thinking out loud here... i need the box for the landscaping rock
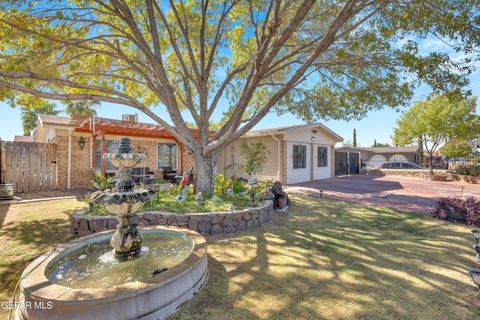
[70,200,274,236]
[197,221,212,234]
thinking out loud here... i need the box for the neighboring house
[216,123,343,184]
[335,146,421,169]
[14,135,34,142]
[9,115,342,191]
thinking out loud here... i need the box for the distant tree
[440,139,472,159]
[342,141,353,147]
[372,141,390,147]
[395,96,480,174]
[63,101,99,121]
[239,141,270,178]
[353,129,357,147]
[20,102,59,136]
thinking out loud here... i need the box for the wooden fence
[1,141,57,193]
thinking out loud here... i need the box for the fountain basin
[16,226,208,320]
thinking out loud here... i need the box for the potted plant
[0,140,14,200]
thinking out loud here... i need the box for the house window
[158,143,177,169]
[96,139,119,172]
[318,146,328,167]
[293,145,306,169]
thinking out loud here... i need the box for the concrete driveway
[286,175,480,214]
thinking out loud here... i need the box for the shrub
[214,174,230,195]
[90,168,113,191]
[431,196,480,226]
[455,165,480,177]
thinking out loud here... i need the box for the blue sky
[1,37,478,146]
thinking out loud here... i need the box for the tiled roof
[245,122,343,141]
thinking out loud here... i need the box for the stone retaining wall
[70,200,275,236]
[368,168,480,184]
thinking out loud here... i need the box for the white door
[313,144,332,180]
[286,142,311,184]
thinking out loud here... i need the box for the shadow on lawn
[172,196,480,320]
[0,203,9,228]
[0,216,72,247]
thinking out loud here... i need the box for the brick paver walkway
[286,175,480,214]
[0,189,89,204]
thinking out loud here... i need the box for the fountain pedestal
[92,137,155,260]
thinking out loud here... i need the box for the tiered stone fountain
[16,137,208,320]
[91,137,155,260]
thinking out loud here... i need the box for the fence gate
[1,141,57,193]
[335,151,360,176]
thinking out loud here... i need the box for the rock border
[70,200,275,236]
[368,168,480,184]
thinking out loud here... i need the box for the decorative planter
[0,184,14,200]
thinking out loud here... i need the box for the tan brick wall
[55,133,193,190]
[56,133,92,190]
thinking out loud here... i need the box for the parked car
[381,161,422,169]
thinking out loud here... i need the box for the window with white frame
[157,143,177,169]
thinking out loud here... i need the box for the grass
[1,195,479,319]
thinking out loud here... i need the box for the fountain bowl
[16,226,208,320]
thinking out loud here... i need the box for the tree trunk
[429,153,434,175]
[193,153,217,195]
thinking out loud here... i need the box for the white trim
[67,129,72,189]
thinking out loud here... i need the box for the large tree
[0,1,479,193]
[395,96,480,173]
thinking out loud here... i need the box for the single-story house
[11,115,342,191]
[335,145,422,169]
[217,123,343,184]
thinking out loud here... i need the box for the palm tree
[63,101,99,122]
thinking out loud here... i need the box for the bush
[214,174,248,195]
[455,165,480,177]
[431,196,480,226]
[90,168,113,191]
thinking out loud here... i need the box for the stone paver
[286,175,480,214]
[0,188,89,204]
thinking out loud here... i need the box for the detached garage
[217,123,343,184]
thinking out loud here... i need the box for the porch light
[78,137,86,151]
[469,268,480,292]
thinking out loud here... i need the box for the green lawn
[1,195,479,319]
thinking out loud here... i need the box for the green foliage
[214,174,247,195]
[19,102,59,136]
[239,141,270,177]
[63,100,99,118]
[455,165,480,177]
[440,140,472,158]
[90,168,113,191]
[372,142,391,148]
[395,96,480,157]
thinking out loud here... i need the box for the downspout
[271,132,281,182]
[67,129,72,190]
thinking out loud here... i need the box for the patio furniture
[161,167,177,182]
[131,167,155,184]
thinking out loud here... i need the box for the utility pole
[353,129,357,147]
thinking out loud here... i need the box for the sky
[0,37,479,147]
